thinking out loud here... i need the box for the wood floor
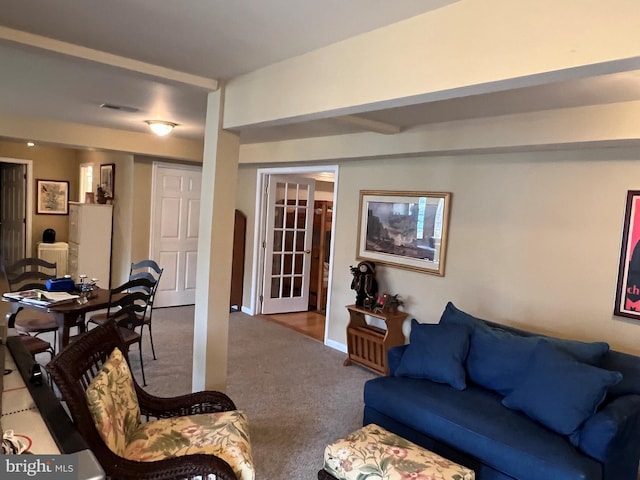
[262,310,325,342]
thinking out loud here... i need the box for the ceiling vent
[99,103,139,113]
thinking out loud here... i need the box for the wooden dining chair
[2,258,58,357]
[102,277,154,386]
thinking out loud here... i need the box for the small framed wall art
[357,190,451,276]
[36,179,69,215]
[614,190,640,319]
[100,163,115,199]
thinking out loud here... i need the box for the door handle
[305,249,311,254]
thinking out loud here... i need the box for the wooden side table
[344,304,408,375]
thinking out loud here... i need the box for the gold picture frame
[357,190,451,276]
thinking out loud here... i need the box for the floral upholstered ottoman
[319,423,474,480]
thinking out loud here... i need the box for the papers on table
[2,289,79,306]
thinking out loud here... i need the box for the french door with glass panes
[261,175,315,314]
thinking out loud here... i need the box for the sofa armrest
[576,394,640,478]
[387,345,407,376]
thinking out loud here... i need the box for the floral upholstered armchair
[46,321,254,480]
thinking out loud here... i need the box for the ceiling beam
[0,112,204,161]
[0,26,218,91]
[334,114,401,134]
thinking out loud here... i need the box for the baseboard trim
[325,338,347,353]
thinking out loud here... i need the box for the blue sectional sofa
[363,302,640,480]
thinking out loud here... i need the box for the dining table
[3,287,112,354]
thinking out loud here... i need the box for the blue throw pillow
[439,301,489,333]
[546,337,609,366]
[501,340,623,437]
[467,327,540,396]
[467,328,610,396]
[394,319,471,391]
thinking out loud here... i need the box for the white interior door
[0,163,26,266]
[261,175,315,314]
[151,163,202,307]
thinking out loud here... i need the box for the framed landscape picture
[357,190,451,276]
[36,179,69,215]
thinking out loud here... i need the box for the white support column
[192,87,240,392]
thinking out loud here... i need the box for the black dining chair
[2,258,57,358]
[86,259,163,360]
[102,277,154,386]
[128,259,163,360]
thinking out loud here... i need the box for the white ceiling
[0,0,639,145]
[0,0,454,80]
[0,0,452,142]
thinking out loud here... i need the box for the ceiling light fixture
[145,120,177,136]
[27,142,35,147]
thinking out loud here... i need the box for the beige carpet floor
[41,306,376,479]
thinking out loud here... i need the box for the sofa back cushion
[600,350,640,397]
[440,302,610,396]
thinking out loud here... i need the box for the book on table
[2,289,79,306]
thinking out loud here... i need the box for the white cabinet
[37,242,69,276]
[68,202,113,288]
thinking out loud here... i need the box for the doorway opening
[0,158,34,268]
[263,310,326,342]
[251,165,338,344]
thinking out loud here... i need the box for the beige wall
[237,145,640,356]
[75,152,201,288]
[131,158,153,266]
[0,140,79,254]
[76,150,135,287]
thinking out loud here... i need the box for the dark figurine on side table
[350,261,378,308]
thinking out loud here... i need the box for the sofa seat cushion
[125,410,254,480]
[364,377,601,480]
[322,423,474,480]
